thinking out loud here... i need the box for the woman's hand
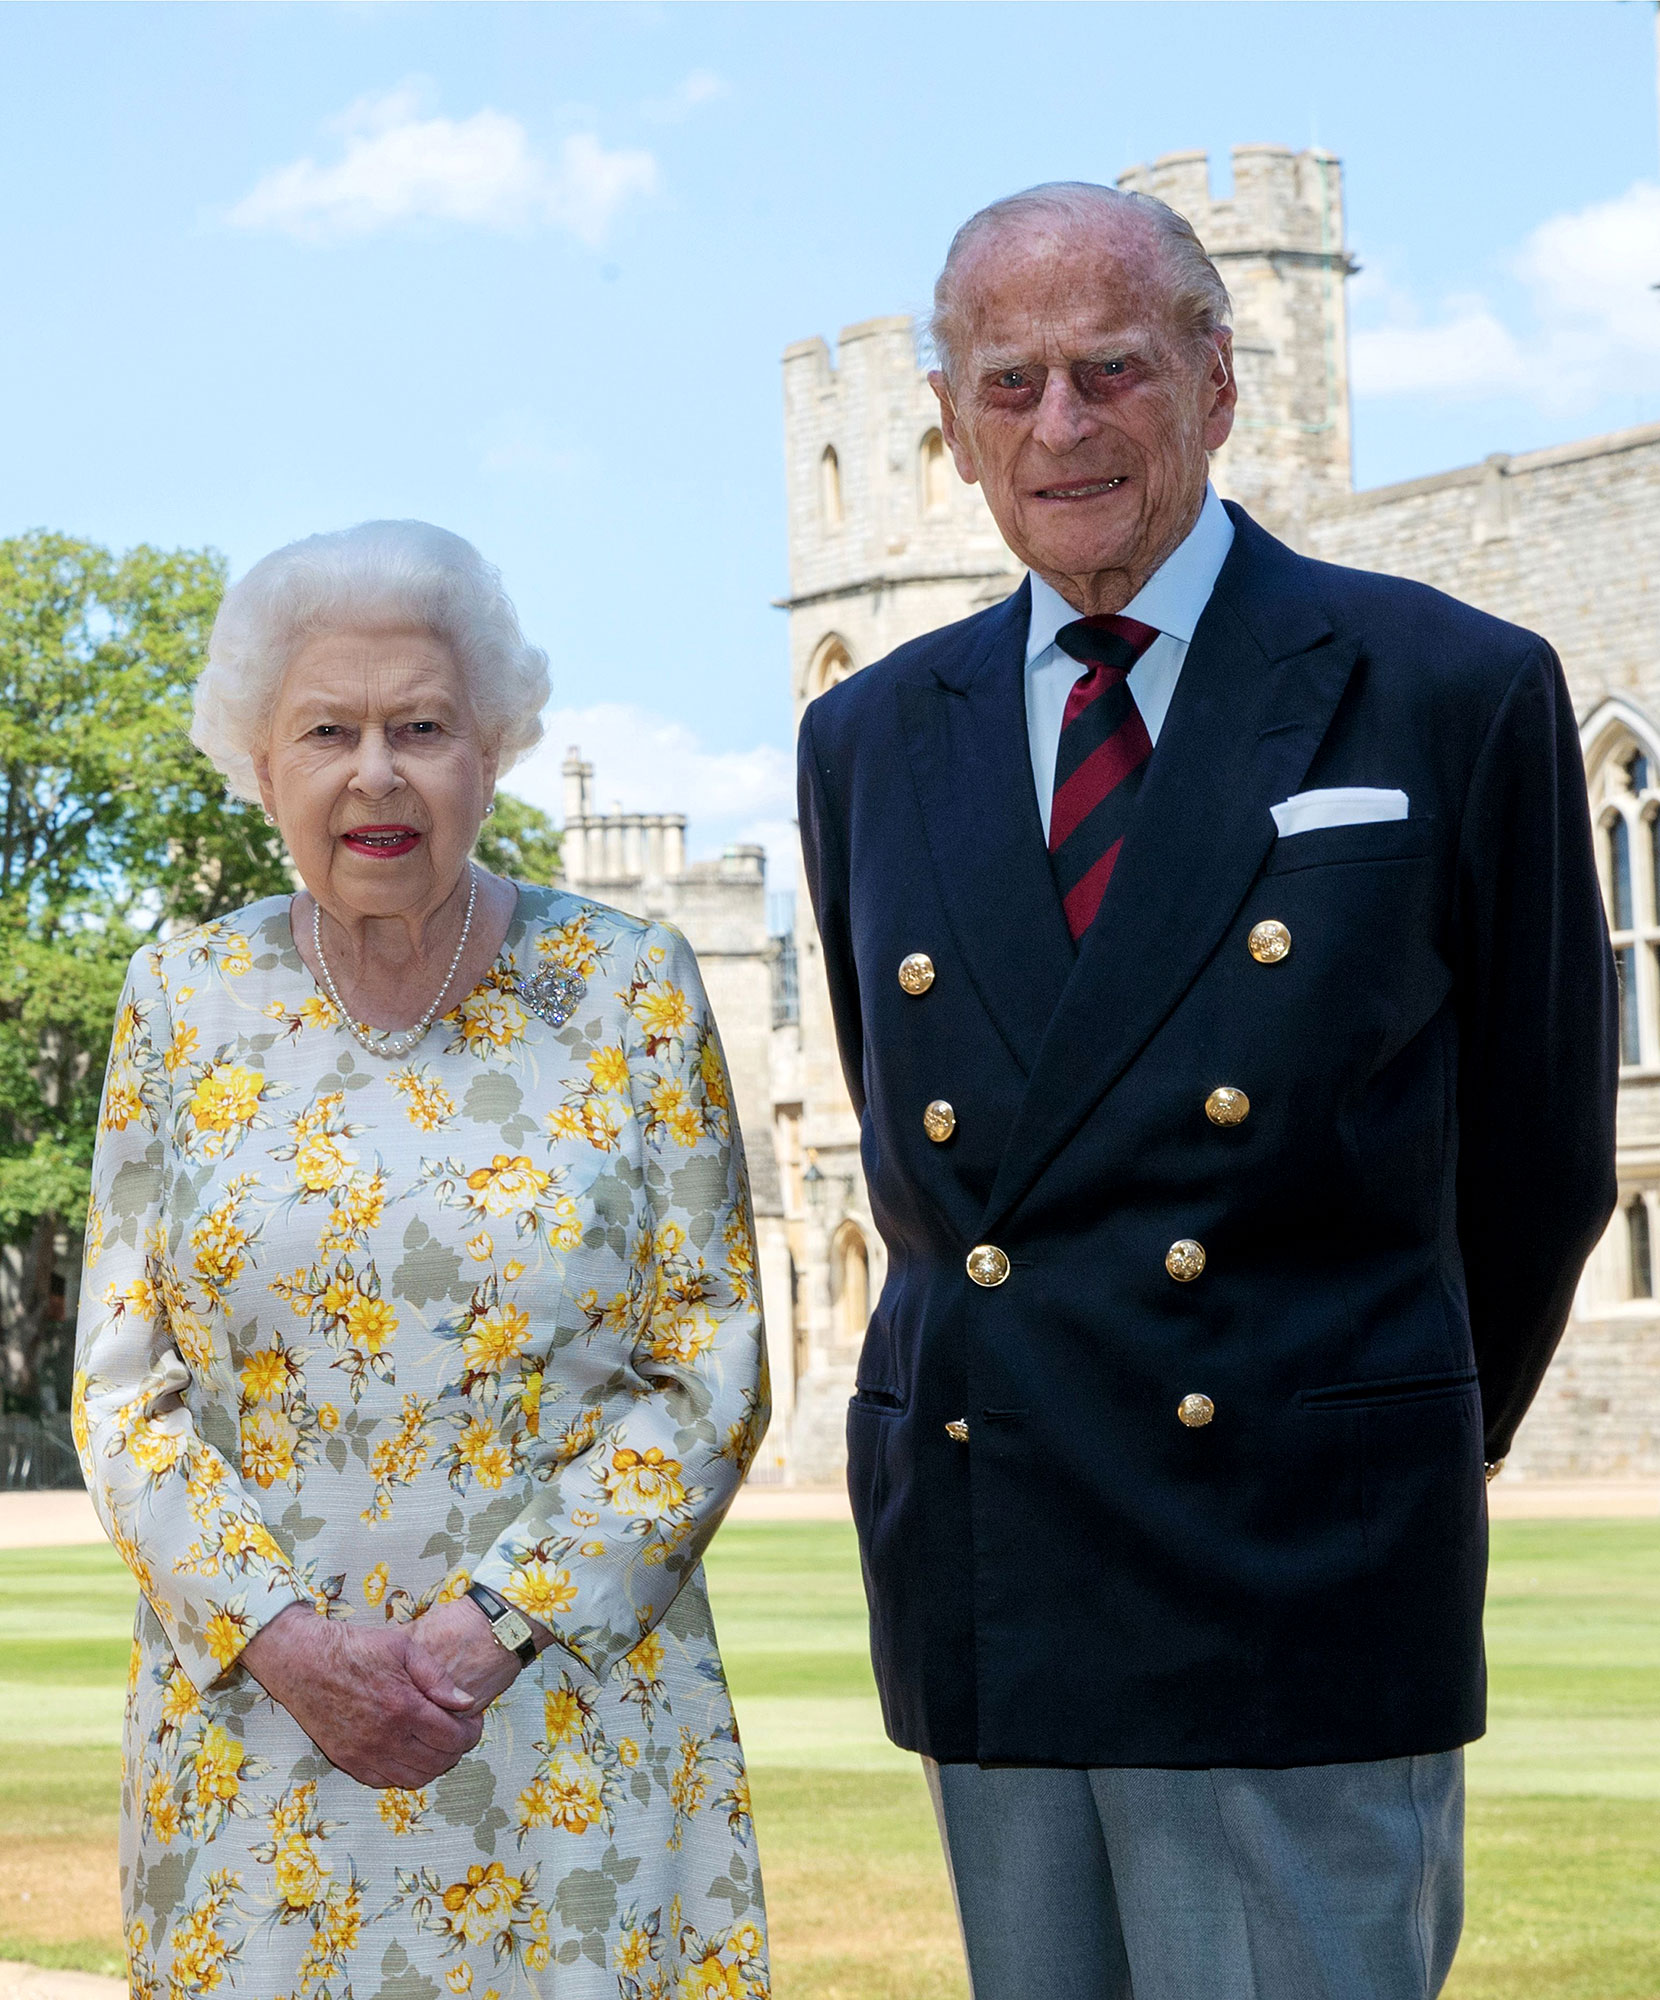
[241,1604,484,1789]
[412,1597,549,1717]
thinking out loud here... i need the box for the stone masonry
[558,749,796,1475]
[770,145,1660,1481]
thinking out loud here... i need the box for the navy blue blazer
[797,504,1618,1769]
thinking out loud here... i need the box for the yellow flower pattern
[75,888,769,1998]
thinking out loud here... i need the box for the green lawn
[1,1522,1656,1996]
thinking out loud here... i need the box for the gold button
[1178,1393,1215,1429]
[1248,920,1291,964]
[966,1244,1010,1287]
[898,953,936,995]
[923,1100,956,1143]
[1166,1239,1206,1282]
[945,1418,970,1443]
[1205,1087,1250,1127]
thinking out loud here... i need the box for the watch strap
[465,1581,537,1665]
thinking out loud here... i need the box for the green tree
[473,787,562,884]
[0,530,563,1413]
[0,531,290,1412]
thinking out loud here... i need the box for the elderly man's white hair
[192,519,550,804]
[930,181,1233,382]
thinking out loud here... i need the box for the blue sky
[2,1,1657,869]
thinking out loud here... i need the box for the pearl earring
[483,799,496,819]
[262,811,277,828]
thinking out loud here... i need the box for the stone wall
[1119,145,1353,543]
[558,749,796,1473]
[771,146,1660,1482]
[1303,424,1660,1477]
[1301,425,1660,719]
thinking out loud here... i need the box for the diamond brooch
[511,965,586,1029]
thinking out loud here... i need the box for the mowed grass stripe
[1,1519,1657,1997]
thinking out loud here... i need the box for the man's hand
[241,1603,484,1789]
[411,1597,547,1718]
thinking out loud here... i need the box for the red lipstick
[341,825,421,858]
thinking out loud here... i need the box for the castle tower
[1117,146,1355,542]
[776,147,1356,1479]
[780,146,1353,722]
[780,316,1023,711]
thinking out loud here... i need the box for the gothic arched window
[1586,709,1660,1070]
[1610,815,1634,931]
[1628,1198,1653,1299]
[807,634,854,702]
[820,445,843,530]
[920,429,951,515]
[832,1222,871,1346]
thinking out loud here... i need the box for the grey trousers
[924,1751,1464,2000]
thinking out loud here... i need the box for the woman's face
[255,626,499,927]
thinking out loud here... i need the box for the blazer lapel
[980,511,1360,1230]
[898,579,1076,1076]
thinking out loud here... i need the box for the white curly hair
[191,519,550,803]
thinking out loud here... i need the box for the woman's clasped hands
[241,1597,523,1791]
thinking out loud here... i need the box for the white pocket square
[1271,788,1409,837]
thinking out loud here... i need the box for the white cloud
[475,408,584,479]
[1352,300,1527,399]
[1351,180,1660,411]
[640,68,730,123]
[227,85,657,246]
[503,703,796,868]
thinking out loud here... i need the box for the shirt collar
[1024,483,1235,665]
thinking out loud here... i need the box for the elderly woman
[74,520,771,2000]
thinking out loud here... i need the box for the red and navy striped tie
[1049,614,1159,940]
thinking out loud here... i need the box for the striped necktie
[1049,614,1159,940]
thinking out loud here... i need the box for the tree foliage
[0,529,559,1411]
[473,788,563,886]
[0,532,294,927]
[0,530,301,1408]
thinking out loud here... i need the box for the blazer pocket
[1298,1368,1477,1412]
[850,1385,906,1415]
[1264,816,1437,876]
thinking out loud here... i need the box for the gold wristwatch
[465,1581,537,1665]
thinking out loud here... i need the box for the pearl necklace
[311,867,479,1059]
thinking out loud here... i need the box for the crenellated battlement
[1119,144,1348,263]
[1117,145,1354,540]
[780,315,1017,711]
[778,146,1355,734]
[771,142,1660,1485]
[775,145,1360,1476]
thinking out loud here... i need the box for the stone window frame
[830,1219,871,1347]
[919,428,952,516]
[806,632,855,703]
[1583,699,1660,1073]
[1627,1192,1656,1301]
[820,445,844,531]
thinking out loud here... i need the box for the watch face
[495,1609,534,1653]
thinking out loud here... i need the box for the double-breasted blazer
[797,504,1618,1770]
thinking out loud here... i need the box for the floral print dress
[73,885,771,2000]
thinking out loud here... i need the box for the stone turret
[557,749,793,1475]
[1118,145,1355,542]
[775,148,1357,1478]
[559,745,688,893]
[780,317,1022,717]
[779,152,1355,719]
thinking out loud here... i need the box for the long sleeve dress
[72,884,771,2000]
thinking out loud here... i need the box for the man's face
[931,219,1236,611]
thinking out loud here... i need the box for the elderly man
[797,183,1617,1999]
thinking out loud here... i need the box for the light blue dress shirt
[1024,484,1235,841]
